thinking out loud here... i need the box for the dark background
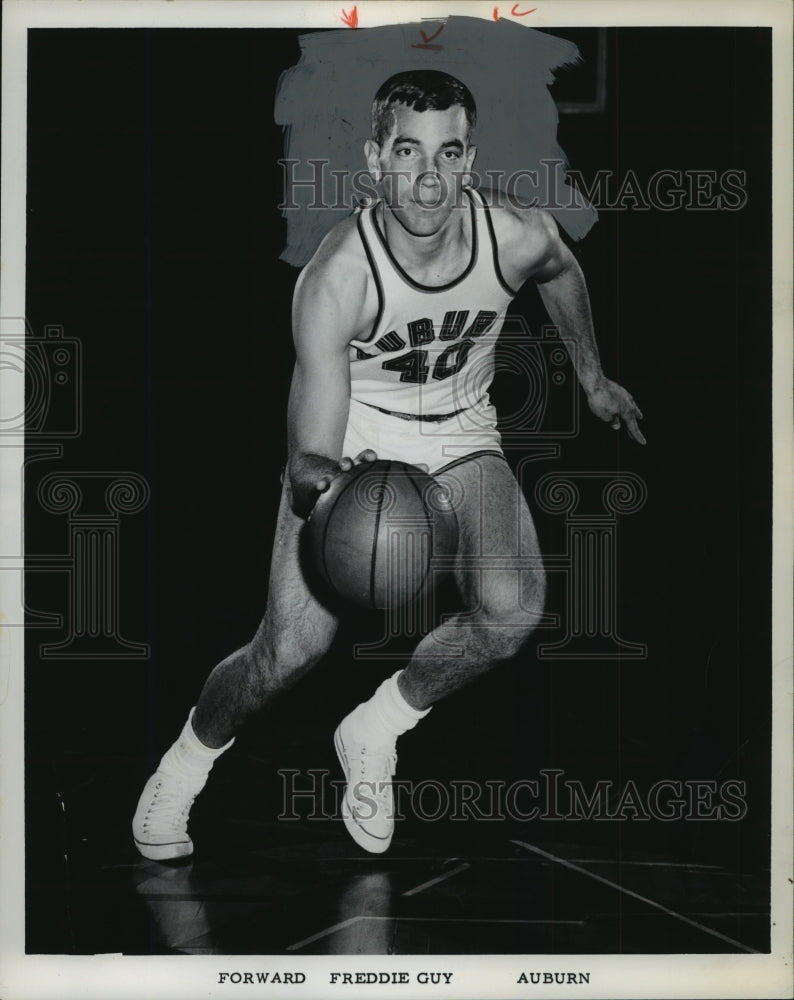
[24,27,772,952]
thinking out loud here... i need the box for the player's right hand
[315,449,378,494]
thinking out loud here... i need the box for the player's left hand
[587,377,646,445]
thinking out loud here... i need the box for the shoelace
[143,775,200,833]
[349,748,397,802]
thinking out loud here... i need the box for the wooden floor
[26,746,769,956]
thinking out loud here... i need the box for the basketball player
[133,71,644,858]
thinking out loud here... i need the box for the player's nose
[417,161,440,183]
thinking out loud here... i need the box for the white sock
[348,670,431,746]
[157,707,235,780]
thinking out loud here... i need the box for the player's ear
[364,138,381,180]
[462,144,477,189]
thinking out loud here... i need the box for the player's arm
[287,252,374,519]
[522,209,646,445]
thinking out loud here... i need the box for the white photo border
[1,1,791,998]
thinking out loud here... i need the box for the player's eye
[395,147,415,158]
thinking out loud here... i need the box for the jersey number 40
[381,340,475,384]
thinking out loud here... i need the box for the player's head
[365,70,478,236]
[370,70,477,146]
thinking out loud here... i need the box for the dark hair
[371,70,477,146]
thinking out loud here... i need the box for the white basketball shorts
[342,396,504,475]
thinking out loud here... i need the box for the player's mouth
[402,195,452,213]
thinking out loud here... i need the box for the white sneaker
[132,769,207,861]
[334,715,397,853]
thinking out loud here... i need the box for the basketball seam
[406,468,433,599]
[434,448,507,477]
[369,462,389,610]
[320,477,351,594]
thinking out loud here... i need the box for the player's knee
[479,568,545,656]
[481,565,546,621]
[247,633,322,694]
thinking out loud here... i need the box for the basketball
[306,460,459,610]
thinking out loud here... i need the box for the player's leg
[335,453,544,852]
[399,452,545,707]
[133,475,340,860]
[191,475,340,747]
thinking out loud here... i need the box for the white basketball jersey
[350,189,516,416]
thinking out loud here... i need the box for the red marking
[493,7,499,20]
[340,6,358,28]
[419,25,444,43]
[511,4,537,13]
[412,23,444,50]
